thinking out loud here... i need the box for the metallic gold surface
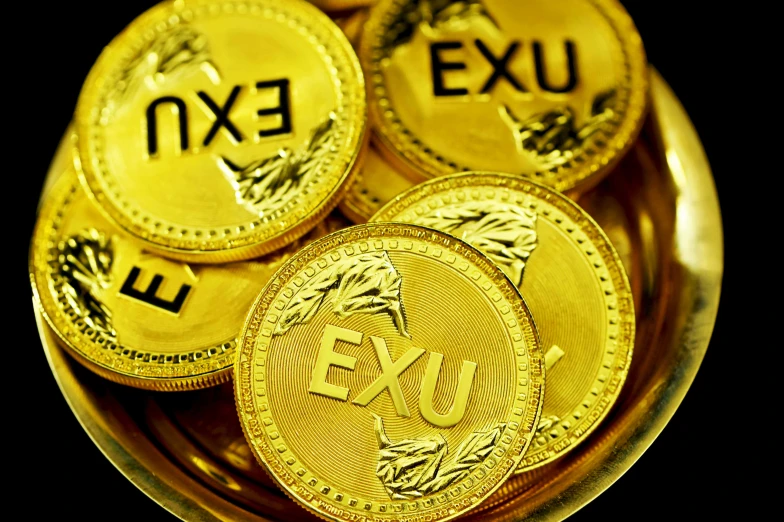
[31,146,350,390]
[35,70,722,520]
[336,6,415,223]
[473,69,722,521]
[310,0,375,12]
[373,172,634,471]
[334,3,368,45]
[339,144,414,222]
[361,0,648,193]
[154,383,273,486]
[235,224,544,521]
[75,0,367,263]
[337,6,369,43]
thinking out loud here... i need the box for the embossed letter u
[418,352,477,428]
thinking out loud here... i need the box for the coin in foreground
[75,0,366,262]
[373,173,634,470]
[235,223,544,520]
[362,0,647,192]
[31,167,349,390]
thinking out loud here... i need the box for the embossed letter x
[352,337,425,417]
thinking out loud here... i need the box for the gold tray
[34,69,722,521]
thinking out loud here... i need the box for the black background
[17,1,742,520]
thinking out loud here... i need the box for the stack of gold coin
[30,0,650,519]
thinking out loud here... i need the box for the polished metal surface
[35,69,722,521]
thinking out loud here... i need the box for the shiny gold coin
[339,144,414,222]
[373,172,634,471]
[75,0,366,263]
[31,163,349,390]
[235,223,544,521]
[361,0,648,193]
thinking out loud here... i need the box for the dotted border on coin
[362,0,648,193]
[373,173,635,471]
[235,223,545,522]
[30,174,236,391]
[75,0,365,258]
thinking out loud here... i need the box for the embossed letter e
[309,325,360,401]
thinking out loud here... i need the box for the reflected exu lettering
[431,39,578,96]
[146,78,292,157]
[309,325,477,428]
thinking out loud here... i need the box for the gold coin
[372,172,634,471]
[75,0,366,263]
[31,164,349,390]
[361,0,648,193]
[235,223,544,521]
[339,143,414,222]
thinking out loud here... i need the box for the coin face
[75,0,366,262]
[339,144,413,222]
[362,0,647,192]
[30,166,349,390]
[236,223,543,521]
[373,173,634,470]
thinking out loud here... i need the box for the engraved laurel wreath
[219,113,337,217]
[273,251,410,339]
[374,414,505,499]
[55,229,116,338]
[414,201,539,286]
